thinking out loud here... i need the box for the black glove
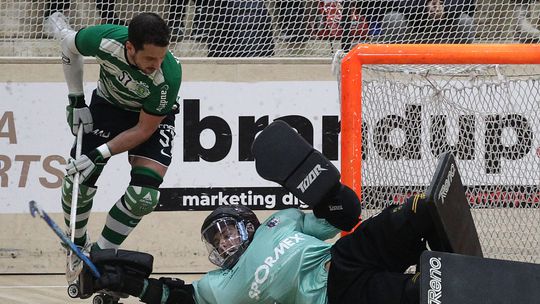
[93,264,145,297]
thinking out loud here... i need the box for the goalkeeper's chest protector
[193,209,335,304]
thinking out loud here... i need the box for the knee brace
[123,167,163,217]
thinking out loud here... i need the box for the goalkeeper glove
[66,144,111,183]
[66,94,93,135]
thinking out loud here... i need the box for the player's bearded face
[126,42,167,75]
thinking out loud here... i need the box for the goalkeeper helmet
[201,205,260,269]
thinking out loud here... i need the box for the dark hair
[128,13,170,51]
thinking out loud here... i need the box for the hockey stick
[29,200,101,278]
[68,126,84,271]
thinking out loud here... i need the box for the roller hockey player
[83,121,481,304]
[43,9,182,288]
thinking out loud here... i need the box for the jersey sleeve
[277,209,340,241]
[74,24,124,56]
[301,212,340,240]
[192,274,219,304]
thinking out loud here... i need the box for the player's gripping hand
[66,94,93,135]
[66,144,111,182]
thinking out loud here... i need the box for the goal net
[340,44,540,263]
[1,0,539,57]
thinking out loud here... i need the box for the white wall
[0,58,338,273]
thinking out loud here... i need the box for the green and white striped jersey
[75,24,182,115]
[192,209,340,304]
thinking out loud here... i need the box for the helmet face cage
[201,217,250,268]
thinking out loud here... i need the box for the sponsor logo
[297,164,327,193]
[266,217,280,228]
[157,85,169,112]
[329,204,343,211]
[92,129,110,139]
[249,233,305,300]
[181,100,535,175]
[438,164,455,204]
[361,104,534,174]
[428,257,442,304]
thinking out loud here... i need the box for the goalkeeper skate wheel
[67,283,80,298]
[93,293,121,304]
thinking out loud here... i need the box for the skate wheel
[67,283,80,298]
[93,294,105,304]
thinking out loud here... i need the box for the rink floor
[0,274,202,304]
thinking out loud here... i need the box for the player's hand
[66,94,93,135]
[66,146,109,182]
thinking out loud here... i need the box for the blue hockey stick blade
[28,200,101,278]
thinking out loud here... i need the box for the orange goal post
[340,44,540,262]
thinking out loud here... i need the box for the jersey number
[118,71,133,86]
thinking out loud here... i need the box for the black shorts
[327,206,426,304]
[70,90,176,168]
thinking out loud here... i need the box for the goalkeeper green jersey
[74,24,181,115]
[192,208,340,304]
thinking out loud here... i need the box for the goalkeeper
[86,122,474,304]
[44,11,182,284]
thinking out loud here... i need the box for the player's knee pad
[61,175,97,208]
[313,183,361,231]
[123,185,160,217]
[123,168,163,217]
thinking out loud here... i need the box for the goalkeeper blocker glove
[66,144,111,183]
[66,94,93,135]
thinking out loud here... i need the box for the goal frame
[340,44,540,200]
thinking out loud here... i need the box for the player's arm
[106,110,165,155]
[48,15,94,135]
[301,212,341,240]
[66,110,165,182]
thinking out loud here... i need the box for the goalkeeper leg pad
[253,121,360,231]
[426,152,483,257]
[420,251,540,303]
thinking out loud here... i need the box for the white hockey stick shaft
[68,126,83,271]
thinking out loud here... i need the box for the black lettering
[238,116,269,161]
[183,99,232,162]
[485,114,532,174]
[430,115,475,160]
[322,116,340,160]
[373,104,421,160]
[276,116,314,145]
